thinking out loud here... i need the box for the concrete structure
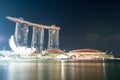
[7,16,60,54]
[48,28,59,49]
[31,27,44,52]
[14,18,29,47]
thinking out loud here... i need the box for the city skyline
[0,0,120,56]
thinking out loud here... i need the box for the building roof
[70,49,103,53]
[47,49,64,53]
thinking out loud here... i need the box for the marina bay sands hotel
[7,16,60,52]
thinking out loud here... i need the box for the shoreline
[0,57,119,62]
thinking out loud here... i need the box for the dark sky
[0,0,120,56]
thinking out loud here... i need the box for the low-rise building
[68,49,106,60]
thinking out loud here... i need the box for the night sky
[0,0,120,56]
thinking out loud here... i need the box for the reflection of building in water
[68,62,105,80]
[5,61,107,80]
[7,16,60,53]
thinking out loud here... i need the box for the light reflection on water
[0,60,120,80]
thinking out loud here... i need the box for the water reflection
[64,62,104,80]
[103,62,106,80]
[0,60,120,80]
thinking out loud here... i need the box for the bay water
[0,59,120,80]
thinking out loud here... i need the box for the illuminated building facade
[7,16,60,53]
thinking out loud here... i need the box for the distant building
[46,49,64,54]
[7,16,60,54]
[68,49,106,60]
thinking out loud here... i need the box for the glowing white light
[9,35,36,54]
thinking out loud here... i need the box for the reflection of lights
[81,63,84,79]
[7,62,36,80]
[61,61,65,80]
[2,63,8,80]
[70,62,74,80]
[8,62,15,80]
[103,62,106,80]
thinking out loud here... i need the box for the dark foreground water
[0,59,120,80]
